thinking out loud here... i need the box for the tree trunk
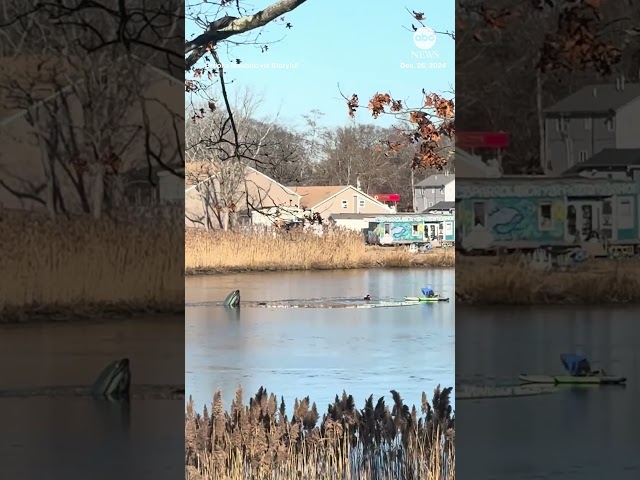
[536,68,548,174]
[222,208,229,231]
[90,163,104,219]
[411,169,416,212]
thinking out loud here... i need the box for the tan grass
[185,386,455,480]
[456,254,640,304]
[185,228,455,273]
[0,208,184,321]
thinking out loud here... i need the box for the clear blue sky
[186,1,455,130]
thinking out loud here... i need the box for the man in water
[576,357,592,376]
[363,294,371,301]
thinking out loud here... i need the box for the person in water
[576,358,592,376]
[363,294,371,300]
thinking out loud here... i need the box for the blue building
[366,214,455,246]
[456,176,640,251]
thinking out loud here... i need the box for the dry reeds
[185,228,455,273]
[0,208,184,321]
[185,386,455,480]
[456,254,640,304]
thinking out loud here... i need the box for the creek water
[456,306,640,479]
[0,316,184,479]
[185,268,455,414]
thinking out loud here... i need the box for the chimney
[356,176,361,190]
[593,87,597,97]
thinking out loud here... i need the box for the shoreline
[0,304,183,325]
[456,255,640,305]
[186,261,455,275]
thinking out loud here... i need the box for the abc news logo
[413,27,437,50]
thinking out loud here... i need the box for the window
[428,202,434,207]
[607,118,615,132]
[585,118,592,130]
[358,198,365,208]
[578,151,588,163]
[538,202,553,231]
[444,222,453,236]
[567,205,577,237]
[618,198,633,229]
[580,205,593,238]
[384,223,391,234]
[472,201,486,228]
[341,199,348,209]
[602,199,613,239]
[432,188,435,194]
[412,224,419,235]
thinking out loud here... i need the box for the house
[288,185,392,219]
[158,169,185,204]
[544,79,640,176]
[366,213,455,246]
[562,148,640,181]
[455,147,501,178]
[327,213,379,232]
[413,173,455,212]
[423,201,455,215]
[456,176,640,252]
[0,56,183,214]
[185,162,302,229]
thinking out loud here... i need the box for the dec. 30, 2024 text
[399,62,447,69]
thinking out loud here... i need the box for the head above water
[224,289,241,308]
[91,358,131,399]
[364,294,371,300]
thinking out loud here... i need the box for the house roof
[0,55,181,125]
[185,161,300,197]
[287,184,392,212]
[288,185,347,209]
[329,213,377,220]
[562,148,640,175]
[544,83,640,115]
[455,148,501,178]
[424,201,455,212]
[415,174,455,188]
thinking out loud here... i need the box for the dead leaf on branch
[386,141,403,152]
[368,93,392,119]
[346,94,359,118]
[409,111,427,124]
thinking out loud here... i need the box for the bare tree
[0,0,184,217]
[185,90,301,230]
[457,0,638,173]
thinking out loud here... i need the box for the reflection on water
[457,307,640,479]
[186,269,455,413]
[0,316,184,479]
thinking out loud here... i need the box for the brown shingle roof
[288,185,346,209]
[0,56,79,114]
